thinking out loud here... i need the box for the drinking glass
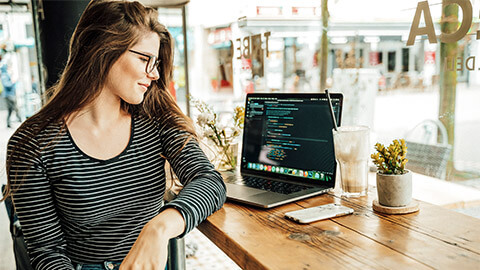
[333,126,370,197]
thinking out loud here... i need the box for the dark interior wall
[38,0,89,88]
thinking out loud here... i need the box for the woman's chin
[124,96,144,105]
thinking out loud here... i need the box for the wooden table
[197,187,480,269]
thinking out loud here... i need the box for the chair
[2,184,34,270]
[404,120,452,180]
[164,189,186,270]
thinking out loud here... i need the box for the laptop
[224,93,343,208]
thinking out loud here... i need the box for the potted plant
[371,139,412,207]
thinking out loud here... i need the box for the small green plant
[371,139,408,175]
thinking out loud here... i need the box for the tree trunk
[439,2,458,179]
[320,0,329,92]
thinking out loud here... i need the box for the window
[185,0,480,183]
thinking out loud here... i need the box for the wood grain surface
[197,188,480,270]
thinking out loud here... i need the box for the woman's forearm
[148,207,186,239]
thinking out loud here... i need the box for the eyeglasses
[128,49,161,74]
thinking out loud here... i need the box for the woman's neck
[66,89,129,128]
[64,89,133,161]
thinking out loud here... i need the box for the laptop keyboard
[234,176,313,195]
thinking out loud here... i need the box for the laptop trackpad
[226,183,266,198]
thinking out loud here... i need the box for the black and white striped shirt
[8,113,226,269]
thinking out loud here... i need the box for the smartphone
[284,203,354,224]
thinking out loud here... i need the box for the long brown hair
[2,0,195,200]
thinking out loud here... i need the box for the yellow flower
[234,106,245,128]
[371,138,409,175]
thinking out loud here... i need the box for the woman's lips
[139,83,149,91]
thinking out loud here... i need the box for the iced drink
[333,126,370,197]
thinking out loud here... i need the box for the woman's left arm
[157,127,227,235]
[121,125,226,269]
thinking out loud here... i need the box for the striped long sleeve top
[7,113,227,269]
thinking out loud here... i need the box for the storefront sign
[406,0,474,46]
[444,56,479,71]
[292,7,317,16]
[256,6,282,16]
[235,32,271,59]
[208,28,232,45]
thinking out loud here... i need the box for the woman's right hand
[119,208,185,270]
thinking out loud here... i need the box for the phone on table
[284,203,354,224]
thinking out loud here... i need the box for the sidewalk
[374,85,480,175]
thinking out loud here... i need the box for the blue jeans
[74,261,121,270]
[74,261,168,270]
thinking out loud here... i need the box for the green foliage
[371,139,408,175]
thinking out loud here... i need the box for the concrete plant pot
[376,170,412,207]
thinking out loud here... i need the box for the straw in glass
[325,89,338,131]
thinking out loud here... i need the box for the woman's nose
[147,68,160,81]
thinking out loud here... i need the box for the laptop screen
[240,93,343,185]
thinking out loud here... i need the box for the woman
[2,1,226,269]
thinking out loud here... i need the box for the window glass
[185,0,480,183]
[157,7,189,113]
[0,10,40,119]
